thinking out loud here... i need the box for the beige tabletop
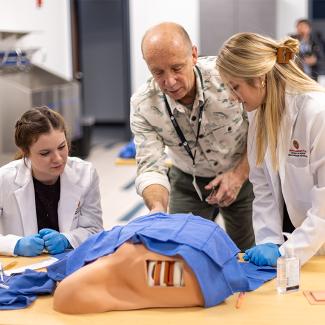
[1,255,325,325]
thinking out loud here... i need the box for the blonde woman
[216,32,325,266]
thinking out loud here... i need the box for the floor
[87,125,223,230]
[84,125,147,230]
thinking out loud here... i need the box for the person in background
[216,32,325,266]
[130,22,255,251]
[0,107,103,256]
[290,18,322,81]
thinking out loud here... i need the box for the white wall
[276,0,308,39]
[0,0,309,88]
[129,0,200,93]
[0,0,72,80]
[130,0,307,93]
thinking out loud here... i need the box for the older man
[130,22,254,250]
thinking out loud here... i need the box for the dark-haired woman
[0,107,103,256]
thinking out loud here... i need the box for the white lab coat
[0,157,103,256]
[248,91,325,265]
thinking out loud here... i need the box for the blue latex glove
[243,243,280,266]
[39,228,70,255]
[14,234,45,257]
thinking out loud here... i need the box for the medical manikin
[50,213,275,314]
[54,242,203,313]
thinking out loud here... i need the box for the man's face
[144,45,198,104]
[297,22,311,38]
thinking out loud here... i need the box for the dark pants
[283,202,295,233]
[168,166,255,251]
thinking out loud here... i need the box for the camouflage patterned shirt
[131,56,248,195]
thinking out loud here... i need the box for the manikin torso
[53,242,204,314]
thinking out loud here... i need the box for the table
[1,255,325,325]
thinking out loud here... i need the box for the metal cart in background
[0,65,82,156]
[0,31,92,162]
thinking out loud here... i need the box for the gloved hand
[14,234,45,257]
[243,243,280,266]
[39,228,70,255]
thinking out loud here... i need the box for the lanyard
[163,66,205,168]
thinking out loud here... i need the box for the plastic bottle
[276,245,300,294]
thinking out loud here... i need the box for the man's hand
[205,149,249,207]
[205,170,245,207]
[304,54,317,66]
[143,184,169,213]
[149,203,167,214]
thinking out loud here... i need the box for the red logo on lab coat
[288,140,307,158]
[293,140,299,149]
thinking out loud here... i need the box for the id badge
[192,174,203,201]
